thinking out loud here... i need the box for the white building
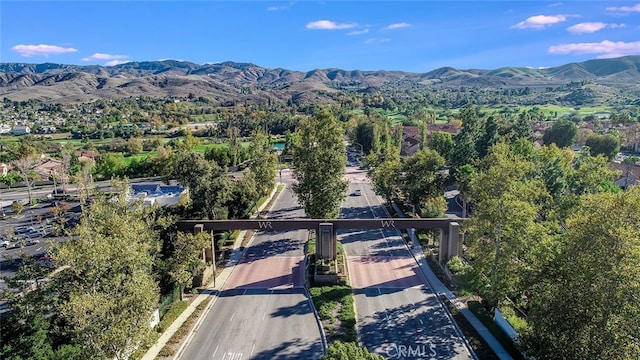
[128,184,187,207]
[12,126,31,135]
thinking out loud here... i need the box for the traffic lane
[244,229,308,258]
[179,289,323,360]
[347,256,426,289]
[223,256,305,290]
[248,186,308,257]
[266,187,305,220]
[338,228,409,257]
[355,287,472,360]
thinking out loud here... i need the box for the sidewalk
[141,186,280,360]
[390,203,513,360]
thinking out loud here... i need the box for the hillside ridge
[1,56,639,104]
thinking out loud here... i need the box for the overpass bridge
[177,218,465,263]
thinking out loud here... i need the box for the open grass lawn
[480,104,618,119]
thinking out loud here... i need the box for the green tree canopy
[428,131,455,159]
[291,108,348,218]
[543,120,578,148]
[249,129,277,197]
[584,133,620,160]
[55,191,160,360]
[522,187,640,359]
[464,142,549,309]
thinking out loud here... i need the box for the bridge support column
[317,223,336,260]
[439,226,450,263]
[447,222,461,261]
[194,224,216,273]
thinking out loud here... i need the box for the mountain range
[1,55,639,105]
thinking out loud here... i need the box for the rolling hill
[0,55,639,104]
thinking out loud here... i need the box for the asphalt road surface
[339,167,472,360]
[179,187,324,360]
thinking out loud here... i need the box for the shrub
[155,301,188,333]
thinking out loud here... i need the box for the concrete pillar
[317,223,336,260]
[447,222,461,261]
[439,227,450,263]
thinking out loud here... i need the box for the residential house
[128,184,188,207]
[611,162,640,190]
[12,126,31,136]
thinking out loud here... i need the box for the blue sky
[1,1,639,72]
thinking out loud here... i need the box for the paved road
[339,167,472,360]
[179,187,324,360]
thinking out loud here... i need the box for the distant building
[611,162,640,190]
[128,184,188,207]
[12,126,31,136]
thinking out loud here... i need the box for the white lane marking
[262,312,266,320]
[229,312,235,322]
[251,344,256,356]
[212,345,219,358]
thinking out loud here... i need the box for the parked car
[14,226,35,234]
[353,189,362,196]
[0,240,9,248]
[23,231,42,239]
[25,239,40,246]
[37,255,57,268]
[5,241,21,249]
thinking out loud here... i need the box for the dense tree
[168,231,209,300]
[248,129,277,197]
[450,106,482,170]
[464,142,549,309]
[291,108,348,218]
[584,133,620,160]
[400,148,446,215]
[55,190,160,360]
[94,153,127,180]
[428,131,454,159]
[510,111,533,141]
[368,150,402,204]
[191,165,232,220]
[227,126,240,166]
[126,137,143,155]
[171,151,212,190]
[570,153,618,195]
[542,120,577,148]
[479,116,501,157]
[522,187,640,359]
[226,173,258,219]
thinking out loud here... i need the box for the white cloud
[347,28,369,36]
[512,14,570,29]
[567,22,627,34]
[11,44,78,57]
[105,60,129,66]
[386,22,410,30]
[567,22,607,34]
[364,38,390,44]
[605,3,640,13]
[82,53,128,61]
[548,40,640,58]
[306,20,356,30]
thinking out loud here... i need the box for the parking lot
[0,199,81,290]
